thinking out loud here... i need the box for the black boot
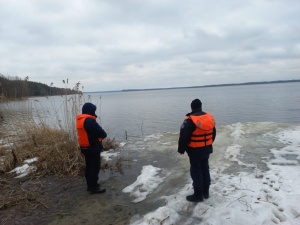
[89,186,106,194]
[186,188,203,202]
[87,184,99,192]
[203,186,210,199]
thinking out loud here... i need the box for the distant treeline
[122,79,300,92]
[0,74,82,100]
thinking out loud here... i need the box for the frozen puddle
[121,122,300,225]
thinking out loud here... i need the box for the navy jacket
[82,103,107,149]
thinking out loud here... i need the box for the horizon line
[84,78,300,93]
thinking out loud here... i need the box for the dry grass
[0,124,123,213]
[103,137,120,151]
[1,124,83,177]
[1,124,122,177]
[0,80,125,215]
[0,80,121,177]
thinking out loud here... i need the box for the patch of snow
[123,165,169,203]
[101,150,120,161]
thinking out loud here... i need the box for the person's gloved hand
[178,149,185,155]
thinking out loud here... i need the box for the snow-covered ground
[121,122,300,225]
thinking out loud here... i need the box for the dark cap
[82,102,97,117]
[191,99,202,111]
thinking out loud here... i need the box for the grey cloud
[0,0,300,91]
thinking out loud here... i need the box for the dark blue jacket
[82,103,107,149]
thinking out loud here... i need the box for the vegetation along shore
[0,75,125,224]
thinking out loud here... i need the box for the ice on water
[122,122,300,225]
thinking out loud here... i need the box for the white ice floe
[101,150,120,161]
[129,123,300,225]
[123,165,169,203]
[230,122,245,139]
[225,144,241,162]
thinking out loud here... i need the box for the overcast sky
[0,0,299,92]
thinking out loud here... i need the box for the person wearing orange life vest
[178,99,216,202]
[76,102,107,194]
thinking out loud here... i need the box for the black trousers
[81,147,101,189]
[187,151,211,190]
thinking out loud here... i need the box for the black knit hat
[82,102,97,117]
[191,99,202,111]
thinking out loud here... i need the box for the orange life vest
[186,113,215,148]
[76,114,103,148]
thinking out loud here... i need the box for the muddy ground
[0,173,139,225]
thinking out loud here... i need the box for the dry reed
[1,123,122,177]
[1,79,121,177]
[0,80,124,214]
[0,123,122,213]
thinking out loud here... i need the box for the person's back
[178,99,216,202]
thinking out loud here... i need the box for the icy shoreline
[121,122,300,225]
[3,122,300,225]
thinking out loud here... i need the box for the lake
[87,82,300,140]
[2,82,299,140]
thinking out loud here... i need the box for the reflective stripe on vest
[187,113,215,148]
[76,114,103,148]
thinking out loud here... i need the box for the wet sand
[1,174,137,225]
[48,176,136,225]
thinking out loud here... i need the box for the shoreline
[2,121,300,224]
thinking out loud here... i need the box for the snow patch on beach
[8,157,38,178]
[9,164,36,178]
[123,165,170,203]
[24,157,38,164]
